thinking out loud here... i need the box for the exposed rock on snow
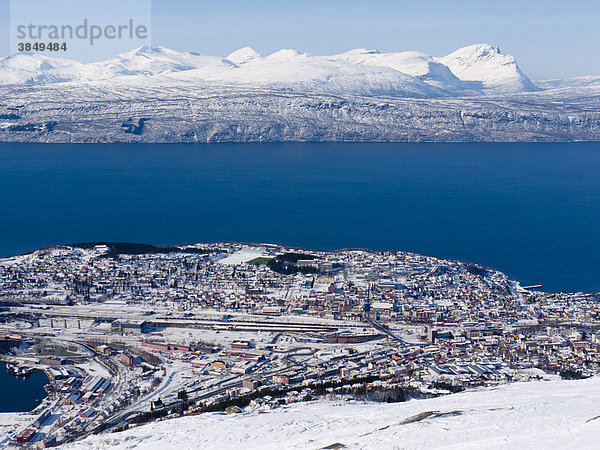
[1,80,599,143]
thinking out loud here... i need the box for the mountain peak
[459,43,500,54]
[0,51,96,85]
[341,48,381,56]
[226,47,262,65]
[266,49,313,61]
[437,44,537,92]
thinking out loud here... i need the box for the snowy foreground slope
[66,377,600,449]
[0,44,599,142]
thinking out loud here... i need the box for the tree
[177,389,188,402]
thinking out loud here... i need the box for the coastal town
[0,242,599,447]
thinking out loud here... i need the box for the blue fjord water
[0,142,598,293]
[0,365,48,412]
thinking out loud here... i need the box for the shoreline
[2,240,598,295]
[0,142,598,293]
[0,241,598,445]
[0,361,50,414]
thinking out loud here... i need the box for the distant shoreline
[3,240,599,295]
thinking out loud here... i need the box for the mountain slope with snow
[65,377,600,449]
[437,44,538,92]
[1,44,599,143]
[0,44,539,96]
[1,79,599,143]
[332,48,476,91]
[536,75,600,90]
[167,47,447,98]
[91,46,236,78]
[226,47,262,65]
[0,53,99,85]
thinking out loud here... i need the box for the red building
[121,352,135,366]
[17,429,36,444]
[231,340,251,349]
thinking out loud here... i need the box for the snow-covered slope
[0,53,99,85]
[1,80,599,143]
[536,75,600,90]
[437,44,538,92]
[65,377,600,449]
[226,47,262,65]
[91,46,235,78]
[0,44,539,96]
[168,47,446,97]
[332,49,476,91]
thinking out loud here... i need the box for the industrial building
[111,319,148,334]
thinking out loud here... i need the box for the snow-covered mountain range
[0,44,599,143]
[0,44,535,96]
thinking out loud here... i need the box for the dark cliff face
[1,83,599,143]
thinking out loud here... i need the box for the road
[364,313,411,345]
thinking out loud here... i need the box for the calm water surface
[0,142,598,293]
[0,364,48,412]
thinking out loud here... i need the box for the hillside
[65,376,600,449]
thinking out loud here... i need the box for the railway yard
[0,242,599,447]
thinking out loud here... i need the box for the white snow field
[66,376,600,449]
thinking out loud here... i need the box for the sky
[0,0,599,79]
